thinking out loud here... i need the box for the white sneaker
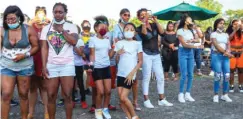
[185,93,195,102]
[143,100,154,108]
[95,109,103,119]
[209,71,214,76]
[213,95,219,103]
[178,93,185,103]
[158,98,173,106]
[102,108,111,119]
[221,94,232,102]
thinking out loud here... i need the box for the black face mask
[83,26,90,31]
[187,24,193,29]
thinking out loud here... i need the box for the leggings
[72,66,86,101]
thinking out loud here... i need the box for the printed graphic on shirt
[47,31,66,55]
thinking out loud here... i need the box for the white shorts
[47,62,75,78]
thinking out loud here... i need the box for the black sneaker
[85,89,92,95]
[57,99,64,107]
[229,85,234,93]
[239,85,243,93]
[10,99,19,107]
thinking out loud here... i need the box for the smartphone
[147,10,153,18]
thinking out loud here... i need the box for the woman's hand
[125,70,135,85]
[13,54,25,62]
[117,46,125,55]
[223,51,234,58]
[42,67,49,79]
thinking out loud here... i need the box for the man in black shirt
[136,8,173,108]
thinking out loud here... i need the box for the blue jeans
[211,53,230,94]
[178,47,194,93]
[194,49,202,69]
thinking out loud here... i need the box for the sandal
[133,103,141,111]
[27,114,34,119]
[44,113,49,119]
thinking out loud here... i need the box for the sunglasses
[36,6,46,9]
[123,14,130,17]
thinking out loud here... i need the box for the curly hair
[93,15,109,31]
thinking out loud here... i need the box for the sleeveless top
[0,25,33,71]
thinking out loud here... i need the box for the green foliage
[108,18,118,31]
[195,0,223,32]
[225,9,243,20]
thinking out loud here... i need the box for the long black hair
[93,15,109,32]
[213,18,225,32]
[119,8,130,23]
[226,19,241,38]
[178,14,195,38]
[3,5,25,30]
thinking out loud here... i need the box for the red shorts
[88,71,96,88]
[110,66,117,89]
[33,51,42,77]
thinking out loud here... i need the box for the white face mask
[217,28,224,33]
[124,31,134,39]
[53,19,65,24]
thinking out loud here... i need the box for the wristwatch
[25,52,31,58]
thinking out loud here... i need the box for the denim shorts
[0,66,34,77]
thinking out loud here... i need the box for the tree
[108,18,118,31]
[225,9,243,21]
[195,0,223,32]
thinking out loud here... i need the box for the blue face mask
[8,22,20,29]
[121,18,128,24]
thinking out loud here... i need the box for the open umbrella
[154,2,218,20]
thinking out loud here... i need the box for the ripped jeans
[211,53,230,94]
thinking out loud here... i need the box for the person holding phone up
[136,8,173,108]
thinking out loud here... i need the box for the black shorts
[92,66,111,81]
[117,76,133,89]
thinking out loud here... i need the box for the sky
[0,0,242,25]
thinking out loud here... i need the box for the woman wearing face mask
[177,15,204,103]
[161,21,179,81]
[226,19,243,93]
[40,3,78,119]
[110,23,142,119]
[89,15,112,119]
[211,18,233,103]
[113,8,141,111]
[0,5,39,119]
[136,8,173,108]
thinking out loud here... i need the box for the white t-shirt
[89,36,111,68]
[74,39,85,66]
[115,40,142,80]
[40,22,78,65]
[177,28,194,47]
[210,32,229,51]
[193,29,202,47]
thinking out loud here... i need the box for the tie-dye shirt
[40,22,78,65]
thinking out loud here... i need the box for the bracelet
[25,52,31,58]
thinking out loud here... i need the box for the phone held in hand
[147,10,153,20]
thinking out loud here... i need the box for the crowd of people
[0,2,243,119]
